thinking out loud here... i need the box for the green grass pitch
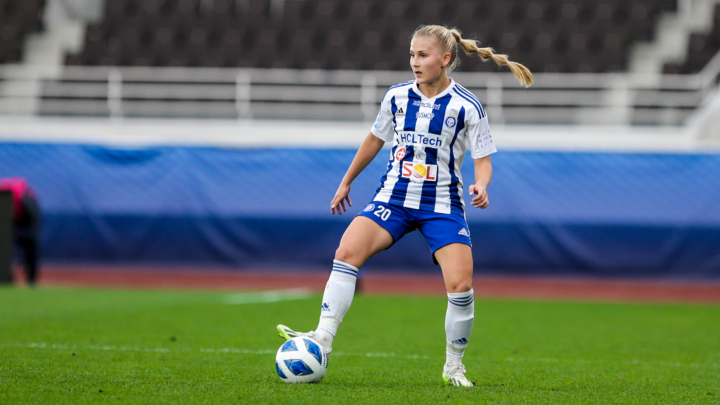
[0,286,718,404]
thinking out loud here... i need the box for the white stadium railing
[0,53,719,126]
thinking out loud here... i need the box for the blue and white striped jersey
[371,79,496,216]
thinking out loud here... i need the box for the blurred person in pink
[0,178,41,285]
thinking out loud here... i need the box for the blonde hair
[413,25,534,88]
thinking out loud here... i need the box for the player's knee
[447,279,473,293]
[334,244,357,265]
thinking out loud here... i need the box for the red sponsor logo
[395,147,406,161]
[401,162,437,181]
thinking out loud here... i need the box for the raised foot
[276,324,333,355]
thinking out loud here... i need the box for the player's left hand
[468,184,489,209]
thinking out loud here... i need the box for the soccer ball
[275,337,328,383]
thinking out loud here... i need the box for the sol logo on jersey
[401,162,437,181]
[395,147,406,161]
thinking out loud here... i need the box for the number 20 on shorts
[374,205,392,221]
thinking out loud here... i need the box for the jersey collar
[412,78,455,100]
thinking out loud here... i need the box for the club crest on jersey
[445,117,457,128]
[401,162,437,182]
[395,147,406,161]
[363,204,375,212]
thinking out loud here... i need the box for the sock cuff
[447,289,474,307]
[317,317,340,337]
[332,260,359,278]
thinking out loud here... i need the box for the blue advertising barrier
[1,142,718,278]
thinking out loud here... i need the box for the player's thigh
[434,243,474,293]
[335,216,394,268]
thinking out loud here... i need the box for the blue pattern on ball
[284,359,314,376]
[303,338,323,365]
[280,339,298,352]
[275,361,287,379]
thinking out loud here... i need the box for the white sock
[445,289,474,364]
[316,260,358,347]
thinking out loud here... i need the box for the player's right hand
[330,183,352,215]
[469,184,489,209]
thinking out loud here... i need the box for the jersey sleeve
[466,114,497,159]
[370,92,395,142]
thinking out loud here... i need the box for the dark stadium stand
[0,0,45,63]
[664,4,720,74]
[64,0,677,73]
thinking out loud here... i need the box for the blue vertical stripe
[428,94,452,135]
[419,147,439,210]
[448,107,466,216]
[403,89,421,131]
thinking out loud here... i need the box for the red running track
[11,265,720,304]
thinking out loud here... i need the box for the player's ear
[441,52,451,68]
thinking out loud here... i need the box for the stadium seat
[664,4,720,74]
[63,0,679,72]
[0,0,45,63]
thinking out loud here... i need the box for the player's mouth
[414,70,422,78]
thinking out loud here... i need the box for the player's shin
[315,260,358,350]
[445,289,475,364]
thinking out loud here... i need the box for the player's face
[409,36,450,85]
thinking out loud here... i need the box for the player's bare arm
[331,132,385,215]
[469,156,492,209]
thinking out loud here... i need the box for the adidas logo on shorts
[458,228,469,237]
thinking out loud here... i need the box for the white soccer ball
[275,337,328,383]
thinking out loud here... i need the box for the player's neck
[417,75,451,99]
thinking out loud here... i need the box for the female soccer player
[278,25,533,387]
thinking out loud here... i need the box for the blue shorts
[356,201,472,265]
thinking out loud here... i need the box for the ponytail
[449,29,534,87]
[413,25,534,88]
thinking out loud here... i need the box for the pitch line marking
[10,343,718,368]
[223,289,313,305]
[10,343,430,360]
